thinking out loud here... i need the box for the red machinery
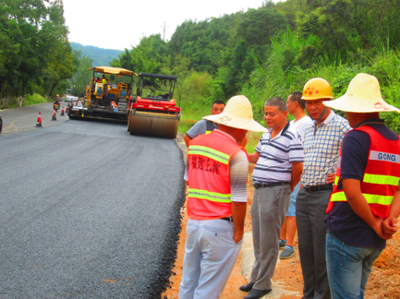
[127,73,180,139]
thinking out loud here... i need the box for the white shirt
[290,116,313,142]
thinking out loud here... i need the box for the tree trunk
[48,80,59,99]
[0,80,5,109]
[21,79,27,107]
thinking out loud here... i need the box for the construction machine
[127,72,180,139]
[68,66,137,122]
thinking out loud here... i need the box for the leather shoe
[239,282,254,292]
[244,288,272,299]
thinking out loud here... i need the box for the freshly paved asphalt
[0,114,186,298]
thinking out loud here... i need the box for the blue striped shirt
[253,122,304,184]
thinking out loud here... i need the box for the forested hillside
[110,0,400,133]
[70,42,121,67]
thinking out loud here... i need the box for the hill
[70,42,122,67]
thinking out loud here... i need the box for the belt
[253,182,290,189]
[303,184,333,193]
[220,216,233,222]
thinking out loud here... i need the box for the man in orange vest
[324,73,400,298]
[179,95,267,299]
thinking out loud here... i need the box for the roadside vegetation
[2,0,399,136]
[108,0,400,135]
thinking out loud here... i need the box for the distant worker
[324,73,400,299]
[179,95,267,299]
[296,78,351,299]
[279,92,312,260]
[90,76,96,90]
[184,100,226,147]
[101,75,108,97]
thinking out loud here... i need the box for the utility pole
[162,21,166,41]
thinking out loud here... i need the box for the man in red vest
[324,73,400,299]
[179,95,267,299]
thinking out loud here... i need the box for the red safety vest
[326,126,400,218]
[187,130,248,220]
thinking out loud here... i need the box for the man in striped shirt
[239,97,304,299]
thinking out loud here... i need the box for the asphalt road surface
[0,116,186,298]
[0,102,70,136]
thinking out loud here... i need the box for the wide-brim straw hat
[203,95,267,132]
[324,73,400,113]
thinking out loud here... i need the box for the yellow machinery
[69,66,137,122]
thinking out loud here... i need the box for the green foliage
[70,50,93,97]
[24,93,48,105]
[0,0,74,105]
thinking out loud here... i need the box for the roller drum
[129,113,178,138]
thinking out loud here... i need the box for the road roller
[127,73,180,139]
[68,66,137,123]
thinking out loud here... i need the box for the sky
[63,0,266,50]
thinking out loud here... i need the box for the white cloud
[63,0,265,50]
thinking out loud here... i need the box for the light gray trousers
[250,184,291,290]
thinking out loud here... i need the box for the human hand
[373,217,392,240]
[326,174,336,184]
[233,230,244,244]
[382,216,398,238]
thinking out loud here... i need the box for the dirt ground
[162,165,400,299]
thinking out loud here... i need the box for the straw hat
[203,95,267,132]
[324,73,400,113]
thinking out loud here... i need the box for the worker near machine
[239,97,304,299]
[323,73,400,299]
[279,92,313,260]
[296,78,351,299]
[101,75,108,97]
[184,100,226,147]
[179,95,267,299]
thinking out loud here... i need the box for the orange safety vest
[326,126,400,218]
[187,131,248,220]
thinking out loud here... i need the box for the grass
[1,93,50,109]
[25,93,49,105]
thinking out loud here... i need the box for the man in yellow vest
[179,95,267,299]
[101,75,108,97]
[324,73,400,298]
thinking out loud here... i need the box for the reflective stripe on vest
[363,173,400,186]
[188,188,231,203]
[188,145,230,164]
[330,191,394,205]
[187,131,246,220]
[206,131,212,134]
[326,125,400,217]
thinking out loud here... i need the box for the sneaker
[280,246,295,259]
[279,239,287,248]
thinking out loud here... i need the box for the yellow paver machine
[68,66,137,122]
